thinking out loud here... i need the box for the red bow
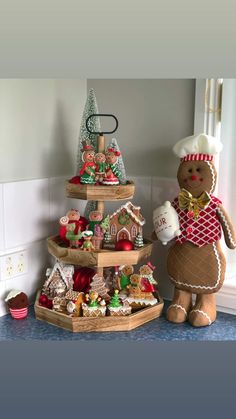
[106,148,121,157]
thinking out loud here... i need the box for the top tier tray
[66,181,135,201]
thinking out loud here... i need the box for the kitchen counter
[1,302,236,341]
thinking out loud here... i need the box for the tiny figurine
[118,265,134,291]
[80,230,95,251]
[94,152,106,183]
[153,201,181,245]
[59,209,87,247]
[5,290,29,319]
[87,211,110,250]
[79,141,96,184]
[87,210,103,234]
[65,290,86,316]
[139,263,157,294]
[65,223,82,248]
[66,300,76,314]
[82,290,106,317]
[103,146,122,185]
[43,262,74,298]
[108,290,132,316]
[123,272,158,308]
[109,201,145,245]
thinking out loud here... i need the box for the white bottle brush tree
[76,88,101,174]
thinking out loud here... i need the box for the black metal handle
[86,113,118,135]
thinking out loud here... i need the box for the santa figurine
[103,146,122,185]
[79,141,96,185]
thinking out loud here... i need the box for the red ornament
[73,267,95,293]
[46,299,53,309]
[115,239,134,251]
[39,294,48,307]
[69,176,81,184]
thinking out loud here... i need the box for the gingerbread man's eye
[188,168,192,173]
[196,168,200,172]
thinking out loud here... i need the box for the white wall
[0,79,87,182]
[87,79,195,178]
[0,79,87,316]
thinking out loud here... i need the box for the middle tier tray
[66,180,135,201]
[47,236,153,267]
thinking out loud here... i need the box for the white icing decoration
[190,309,212,325]
[5,289,22,302]
[206,161,216,194]
[167,304,187,316]
[217,207,236,248]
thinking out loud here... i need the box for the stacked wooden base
[34,291,164,332]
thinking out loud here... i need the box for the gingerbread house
[43,262,74,298]
[109,201,145,244]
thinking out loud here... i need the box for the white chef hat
[173,133,223,162]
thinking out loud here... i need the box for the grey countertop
[1,302,236,341]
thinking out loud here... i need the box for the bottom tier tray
[34,291,164,333]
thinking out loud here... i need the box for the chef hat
[173,133,223,162]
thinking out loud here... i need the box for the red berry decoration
[115,239,134,251]
[39,294,48,307]
[69,176,81,184]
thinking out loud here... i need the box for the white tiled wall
[0,175,177,316]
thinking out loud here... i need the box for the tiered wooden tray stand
[35,134,163,332]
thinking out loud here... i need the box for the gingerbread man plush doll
[161,133,236,327]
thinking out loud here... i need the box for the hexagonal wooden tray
[66,180,135,201]
[34,291,164,332]
[47,236,153,268]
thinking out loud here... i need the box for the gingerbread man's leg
[167,288,192,323]
[188,294,216,327]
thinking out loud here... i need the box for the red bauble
[69,176,81,184]
[47,299,53,309]
[73,267,95,293]
[115,239,134,251]
[39,294,48,307]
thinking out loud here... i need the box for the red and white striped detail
[10,307,28,319]
[181,154,213,162]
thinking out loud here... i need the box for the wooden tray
[66,181,135,201]
[47,236,153,267]
[34,291,164,332]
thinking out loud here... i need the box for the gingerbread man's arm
[217,204,236,249]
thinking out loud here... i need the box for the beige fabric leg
[167,288,192,323]
[189,294,216,327]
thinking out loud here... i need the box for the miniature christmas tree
[104,230,112,244]
[100,214,110,232]
[134,232,144,248]
[76,89,101,173]
[90,274,110,300]
[108,138,127,184]
[109,290,121,308]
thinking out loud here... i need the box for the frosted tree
[90,274,110,300]
[134,232,144,248]
[84,201,97,220]
[107,138,127,184]
[76,89,101,173]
